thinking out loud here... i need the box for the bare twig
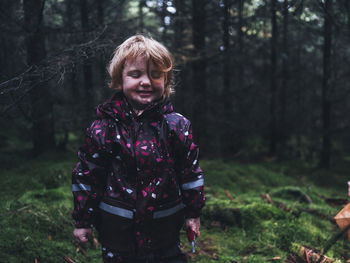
[63,256,76,263]
[0,25,109,97]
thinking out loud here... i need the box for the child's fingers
[79,235,89,243]
[185,218,201,237]
[193,223,200,237]
[73,228,92,244]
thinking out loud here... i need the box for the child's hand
[73,228,92,244]
[185,218,201,237]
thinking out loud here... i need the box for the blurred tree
[24,0,56,154]
[172,0,187,114]
[80,0,95,122]
[279,0,290,155]
[139,0,146,32]
[320,0,333,169]
[191,0,207,149]
[269,0,278,155]
[0,0,350,164]
[221,0,234,155]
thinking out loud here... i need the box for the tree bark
[138,0,146,32]
[65,0,79,103]
[237,0,244,92]
[80,0,94,123]
[192,0,207,150]
[269,0,278,155]
[279,0,289,154]
[320,0,333,169]
[24,0,55,154]
[97,0,104,25]
[223,0,231,114]
[173,0,186,114]
[96,0,109,99]
[345,0,350,39]
[161,0,168,42]
[221,0,234,155]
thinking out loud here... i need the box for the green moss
[1,153,350,262]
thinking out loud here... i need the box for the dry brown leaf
[225,189,234,201]
[334,203,350,241]
[266,193,273,203]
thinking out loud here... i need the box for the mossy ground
[1,145,350,262]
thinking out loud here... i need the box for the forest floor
[1,142,350,263]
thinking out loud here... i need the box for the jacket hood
[96,92,174,122]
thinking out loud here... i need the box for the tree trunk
[24,0,55,154]
[320,0,333,169]
[223,0,231,113]
[221,0,233,155]
[80,0,94,123]
[279,0,289,155]
[65,0,79,105]
[345,0,350,39]
[269,0,278,155]
[161,0,168,42]
[96,0,109,99]
[173,0,186,114]
[138,0,146,32]
[173,0,184,49]
[295,24,303,158]
[97,0,104,25]
[237,0,244,92]
[192,0,207,151]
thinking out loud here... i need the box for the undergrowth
[1,150,350,262]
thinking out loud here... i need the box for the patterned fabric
[72,92,205,253]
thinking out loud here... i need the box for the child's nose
[140,74,151,86]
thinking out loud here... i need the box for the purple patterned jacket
[72,92,205,253]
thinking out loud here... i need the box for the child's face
[120,56,165,110]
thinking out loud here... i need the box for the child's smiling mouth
[136,90,153,96]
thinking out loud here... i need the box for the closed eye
[127,70,142,78]
[150,70,163,79]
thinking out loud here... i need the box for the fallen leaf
[266,193,273,203]
[225,189,235,201]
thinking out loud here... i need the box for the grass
[1,146,350,262]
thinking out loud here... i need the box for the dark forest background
[1,0,350,169]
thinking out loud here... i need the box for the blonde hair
[108,35,174,100]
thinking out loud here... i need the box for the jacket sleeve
[173,117,205,219]
[72,120,108,228]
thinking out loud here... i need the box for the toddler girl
[72,35,205,263]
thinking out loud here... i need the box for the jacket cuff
[184,208,202,219]
[74,220,94,229]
